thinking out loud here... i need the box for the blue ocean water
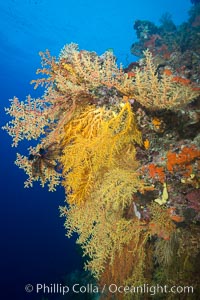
[0,0,192,299]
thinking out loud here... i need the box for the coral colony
[3,3,200,299]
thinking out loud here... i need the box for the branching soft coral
[60,101,142,205]
[59,100,144,278]
[58,43,135,97]
[94,167,143,212]
[132,49,199,110]
[60,196,148,279]
[15,142,62,191]
[148,202,176,240]
[3,96,50,147]
[3,44,141,190]
[4,41,199,298]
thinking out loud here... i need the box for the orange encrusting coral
[127,71,136,78]
[167,207,184,223]
[163,69,173,76]
[144,138,150,149]
[171,76,191,85]
[151,117,165,132]
[163,69,191,86]
[192,87,200,91]
[167,145,200,173]
[142,163,165,183]
[152,117,161,127]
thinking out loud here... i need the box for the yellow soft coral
[60,102,141,205]
[94,167,143,212]
[60,197,147,279]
